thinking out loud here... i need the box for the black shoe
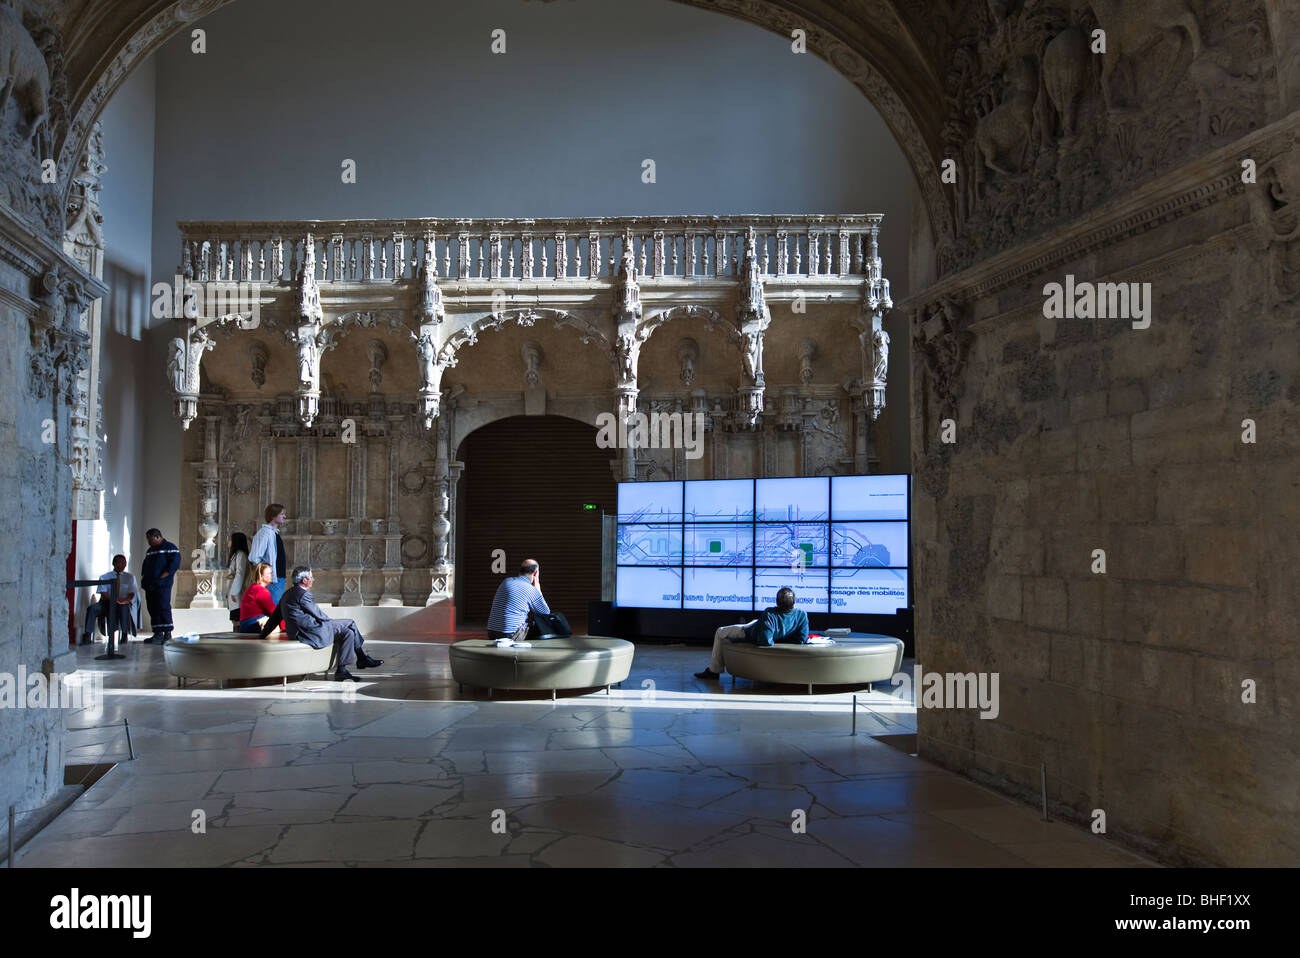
[78,635,92,646]
[694,668,721,680]
[354,653,383,670]
[335,668,358,682]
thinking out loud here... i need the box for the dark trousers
[84,600,131,641]
[487,629,511,641]
[318,619,365,668]
[82,600,108,639]
[145,584,173,635]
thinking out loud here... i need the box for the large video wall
[615,475,910,615]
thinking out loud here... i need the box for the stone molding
[902,113,1300,313]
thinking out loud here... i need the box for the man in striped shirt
[486,559,551,639]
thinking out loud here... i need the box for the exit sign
[582,503,598,511]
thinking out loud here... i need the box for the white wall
[111,0,917,568]
[83,58,157,597]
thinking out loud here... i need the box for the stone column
[338,442,367,606]
[190,415,221,608]
[379,417,405,605]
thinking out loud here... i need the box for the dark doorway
[455,415,616,632]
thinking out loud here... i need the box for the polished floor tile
[13,639,1159,868]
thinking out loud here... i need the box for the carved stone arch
[438,308,614,368]
[451,406,602,459]
[638,304,742,347]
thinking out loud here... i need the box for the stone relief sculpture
[1037,26,1089,144]
[1247,132,1300,302]
[913,297,972,425]
[1087,0,1203,112]
[976,56,1038,175]
[0,4,50,162]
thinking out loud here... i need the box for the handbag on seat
[528,611,572,640]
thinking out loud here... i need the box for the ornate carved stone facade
[167,215,896,608]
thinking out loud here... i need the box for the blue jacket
[141,539,181,589]
[746,607,810,646]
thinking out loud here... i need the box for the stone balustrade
[177,215,886,285]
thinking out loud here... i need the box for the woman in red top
[237,563,280,634]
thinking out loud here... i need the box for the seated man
[485,559,550,640]
[80,554,138,645]
[695,586,810,680]
[259,566,383,681]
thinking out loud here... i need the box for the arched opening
[454,415,616,632]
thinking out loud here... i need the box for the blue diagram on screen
[616,475,909,613]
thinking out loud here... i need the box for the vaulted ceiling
[37,0,962,248]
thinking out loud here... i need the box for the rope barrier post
[124,718,134,761]
[1040,762,1049,821]
[7,805,13,868]
[851,694,857,736]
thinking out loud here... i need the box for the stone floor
[17,635,1156,867]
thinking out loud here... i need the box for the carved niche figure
[0,3,51,160]
[677,338,699,387]
[871,327,890,383]
[168,338,186,394]
[616,332,638,384]
[417,333,439,389]
[248,340,269,388]
[797,339,816,385]
[521,341,542,388]
[741,331,764,384]
[185,329,214,394]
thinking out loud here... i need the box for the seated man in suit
[80,554,138,645]
[259,566,383,681]
[694,586,810,680]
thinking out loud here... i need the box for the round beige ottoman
[723,633,904,693]
[164,632,335,688]
[449,635,635,699]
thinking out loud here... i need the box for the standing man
[80,554,137,645]
[140,529,181,643]
[249,503,289,604]
[486,559,550,640]
[259,566,383,682]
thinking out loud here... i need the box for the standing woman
[226,532,250,626]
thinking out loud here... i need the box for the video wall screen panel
[617,480,684,524]
[616,475,910,614]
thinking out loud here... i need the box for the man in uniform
[140,528,181,643]
[80,554,138,645]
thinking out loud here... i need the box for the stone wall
[905,0,1300,863]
